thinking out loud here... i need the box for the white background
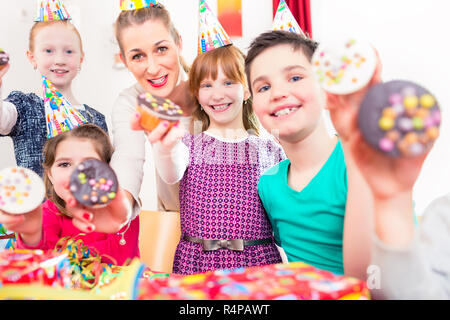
[1,0,450,215]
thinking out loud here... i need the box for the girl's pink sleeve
[16,201,63,251]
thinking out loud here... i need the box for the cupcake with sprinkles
[0,48,9,70]
[312,38,377,95]
[0,167,45,214]
[136,92,184,132]
[69,159,118,208]
[358,80,441,157]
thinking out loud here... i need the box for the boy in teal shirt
[245,31,377,278]
[259,140,347,275]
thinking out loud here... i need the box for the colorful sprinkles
[69,160,118,207]
[312,38,377,94]
[0,167,45,215]
[359,80,441,157]
[139,92,184,118]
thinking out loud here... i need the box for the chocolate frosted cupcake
[0,49,9,70]
[69,159,118,207]
[136,92,184,132]
[358,80,441,157]
[0,167,45,215]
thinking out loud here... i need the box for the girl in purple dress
[152,45,285,275]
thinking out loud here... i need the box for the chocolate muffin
[136,92,184,132]
[358,80,441,157]
[69,159,118,207]
[0,49,9,70]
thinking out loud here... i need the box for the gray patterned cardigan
[1,91,108,177]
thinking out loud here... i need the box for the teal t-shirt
[259,140,347,275]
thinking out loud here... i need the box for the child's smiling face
[47,137,101,204]
[197,66,249,130]
[250,44,326,143]
[29,23,84,89]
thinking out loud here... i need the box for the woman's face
[47,137,102,203]
[120,19,182,98]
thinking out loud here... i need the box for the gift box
[0,258,146,300]
[137,261,370,300]
[0,249,72,288]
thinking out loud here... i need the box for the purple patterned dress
[173,132,285,275]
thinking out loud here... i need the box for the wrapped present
[137,261,370,300]
[0,258,146,300]
[0,249,71,288]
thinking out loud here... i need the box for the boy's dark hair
[245,30,319,94]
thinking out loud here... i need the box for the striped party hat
[198,0,232,55]
[35,0,71,22]
[272,0,305,36]
[120,0,158,11]
[42,76,87,139]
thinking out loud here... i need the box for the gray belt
[183,235,273,252]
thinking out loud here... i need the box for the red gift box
[137,261,370,300]
[0,249,72,288]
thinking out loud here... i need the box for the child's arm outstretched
[0,64,18,135]
[325,52,383,279]
[131,114,189,185]
[66,186,133,234]
[0,206,43,247]
[347,126,450,299]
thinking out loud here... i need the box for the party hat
[272,0,305,36]
[42,76,87,139]
[120,0,158,11]
[198,0,232,55]
[35,0,71,22]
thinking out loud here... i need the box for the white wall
[311,0,450,215]
[1,0,450,215]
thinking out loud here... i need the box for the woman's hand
[0,205,42,246]
[66,187,132,234]
[131,112,186,149]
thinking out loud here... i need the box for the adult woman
[111,3,196,216]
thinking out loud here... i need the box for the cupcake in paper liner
[0,48,9,70]
[136,92,184,131]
